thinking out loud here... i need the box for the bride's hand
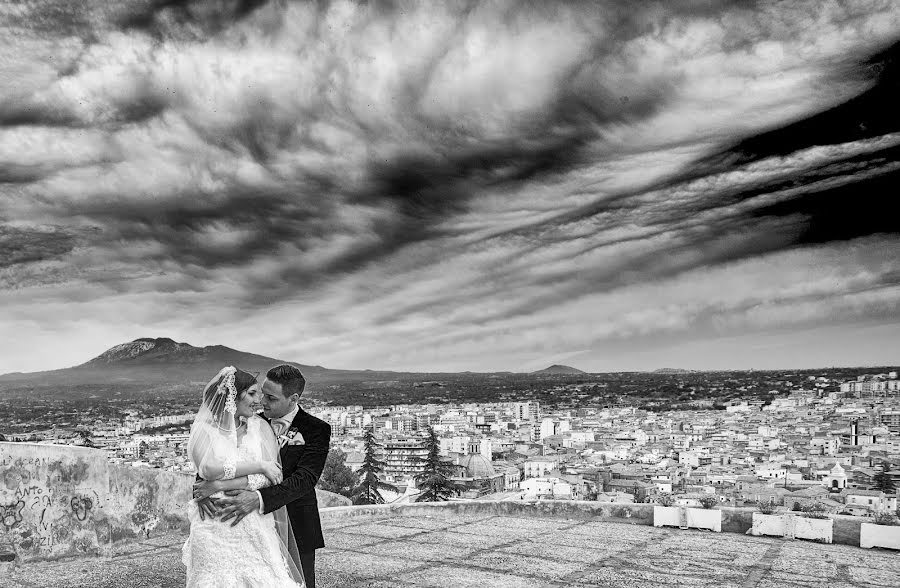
[193,479,220,500]
[260,461,282,484]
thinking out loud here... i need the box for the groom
[217,364,331,588]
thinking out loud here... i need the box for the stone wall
[0,443,192,561]
[0,443,349,563]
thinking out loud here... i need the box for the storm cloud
[1,0,899,373]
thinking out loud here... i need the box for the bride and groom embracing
[182,364,331,588]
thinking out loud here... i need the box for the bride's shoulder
[246,414,268,430]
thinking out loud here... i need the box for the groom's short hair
[266,364,306,398]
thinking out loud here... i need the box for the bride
[182,366,305,587]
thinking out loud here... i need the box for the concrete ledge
[320,500,870,548]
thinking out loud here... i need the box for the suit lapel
[279,406,306,459]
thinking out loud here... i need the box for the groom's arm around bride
[257,413,330,514]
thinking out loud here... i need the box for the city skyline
[2,1,899,375]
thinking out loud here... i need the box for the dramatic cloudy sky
[1,0,899,374]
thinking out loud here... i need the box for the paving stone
[451,519,546,539]
[488,516,571,533]
[375,515,458,530]
[538,529,637,550]
[846,566,900,586]
[465,550,591,579]
[355,538,477,562]
[413,528,515,549]
[3,513,893,588]
[565,521,662,541]
[316,549,423,579]
[574,565,734,587]
[322,530,386,549]
[498,540,614,563]
[404,564,536,588]
[338,522,429,539]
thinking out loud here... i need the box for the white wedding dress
[182,416,304,588]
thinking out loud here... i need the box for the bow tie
[271,418,291,436]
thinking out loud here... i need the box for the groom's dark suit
[261,407,331,587]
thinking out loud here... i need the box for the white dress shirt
[256,404,300,513]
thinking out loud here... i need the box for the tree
[318,449,357,498]
[791,501,802,512]
[76,428,98,449]
[873,465,896,493]
[414,427,461,502]
[350,430,397,505]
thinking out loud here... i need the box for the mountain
[0,337,318,386]
[82,337,322,372]
[0,338,596,392]
[653,368,694,374]
[0,337,508,389]
[532,364,587,375]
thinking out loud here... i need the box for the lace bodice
[240,418,270,491]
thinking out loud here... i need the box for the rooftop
[5,508,899,588]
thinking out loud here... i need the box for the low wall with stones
[0,442,349,563]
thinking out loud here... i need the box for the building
[451,454,504,498]
[539,418,556,441]
[378,435,429,483]
[841,420,877,446]
[604,479,655,502]
[840,375,900,396]
[879,410,900,434]
[839,489,898,516]
[523,458,557,479]
[514,401,541,422]
[822,463,848,490]
[520,477,574,499]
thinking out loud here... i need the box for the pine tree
[318,449,357,498]
[414,426,461,502]
[873,464,896,493]
[351,430,397,505]
[76,428,97,449]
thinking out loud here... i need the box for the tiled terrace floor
[3,512,899,588]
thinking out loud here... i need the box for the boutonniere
[279,427,305,448]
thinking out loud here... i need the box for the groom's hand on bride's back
[217,490,260,527]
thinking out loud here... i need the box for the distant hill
[653,368,694,374]
[0,337,437,387]
[532,364,587,375]
[0,339,605,398]
[0,337,526,390]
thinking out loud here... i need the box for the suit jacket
[260,407,332,552]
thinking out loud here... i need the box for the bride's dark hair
[203,368,258,407]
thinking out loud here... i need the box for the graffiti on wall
[0,448,101,558]
[1,443,192,562]
[70,496,93,522]
[1,499,24,530]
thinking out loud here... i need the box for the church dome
[459,453,496,478]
